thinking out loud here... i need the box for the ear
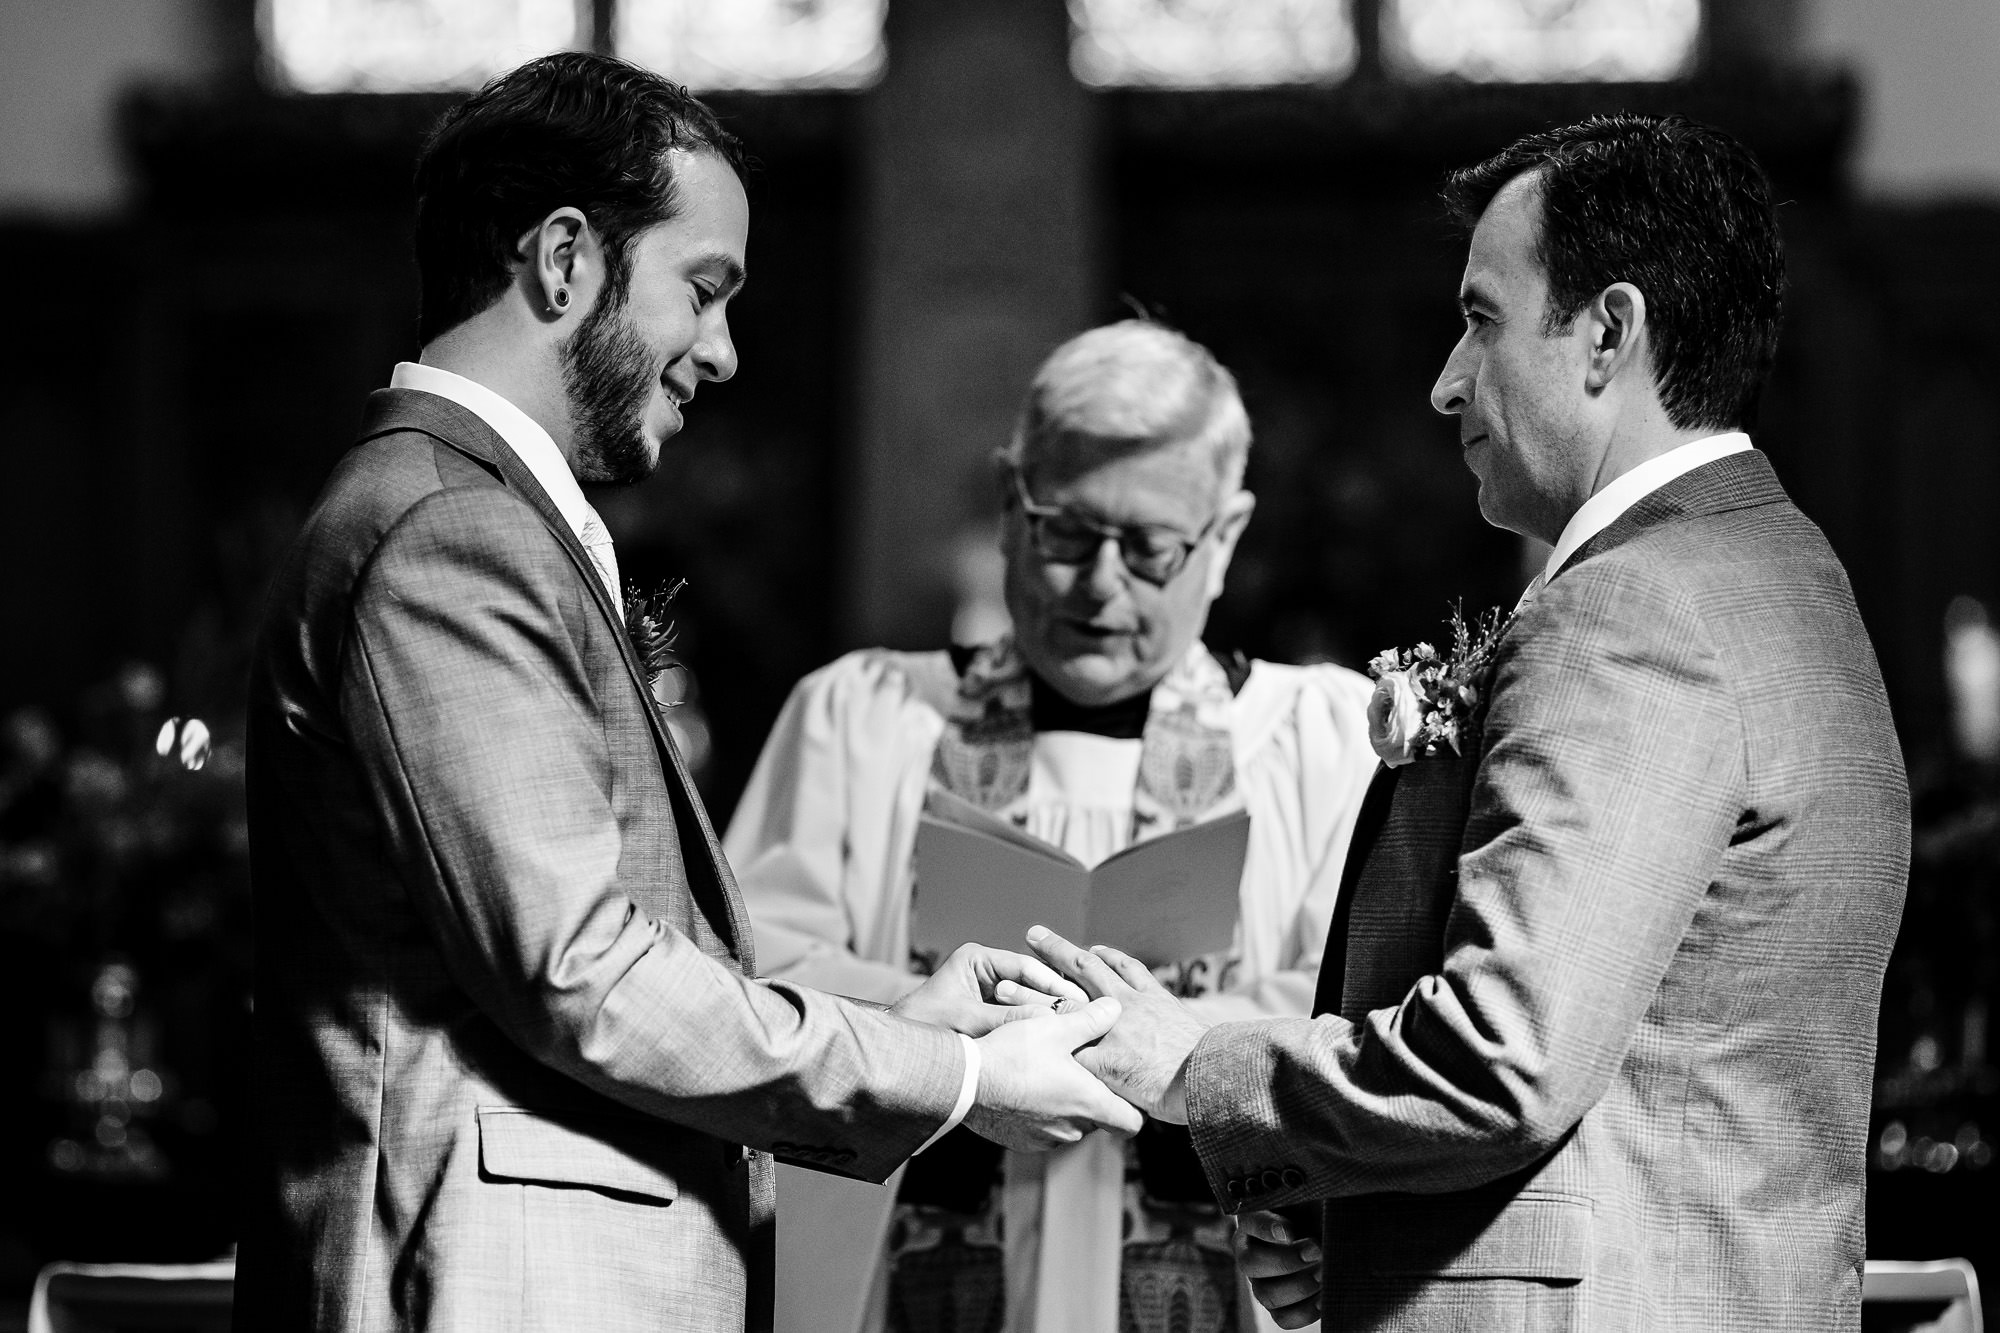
[1583,282,1648,393]
[1202,489,1257,602]
[991,452,1019,509]
[516,207,599,320]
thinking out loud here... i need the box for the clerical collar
[1028,673,1152,739]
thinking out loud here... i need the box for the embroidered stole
[920,638,1244,1333]
[929,636,1241,833]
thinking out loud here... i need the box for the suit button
[1262,1169,1284,1193]
[1281,1168,1305,1189]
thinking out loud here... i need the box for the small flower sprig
[623,577,689,705]
[1366,601,1515,767]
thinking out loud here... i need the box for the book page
[922,786,1082,864]
[912,816,1092,962]
[914,806,1251,968]
[1088,811,1250,966]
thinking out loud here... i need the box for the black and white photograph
[0,1,1995,1330]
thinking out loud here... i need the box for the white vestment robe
[726,645,1376,1333]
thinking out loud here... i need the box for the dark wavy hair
[1442,113,1785,433]
[413,52,747,344]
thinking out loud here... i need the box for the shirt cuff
[916,1033,981,1155]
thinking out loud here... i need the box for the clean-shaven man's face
[565,148,748,485]
[1003,439,1242,708]
[1429,171,1596,545]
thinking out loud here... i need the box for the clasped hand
[1023,924,1211,1124]
[890,942,1144,1151]
[1234,1209,1324,1329]
[946,933,1322,1328]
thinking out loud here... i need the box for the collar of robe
[931,635,1244,831]
[1027,673,1151,739]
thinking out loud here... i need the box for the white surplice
[726,645,1377,1333]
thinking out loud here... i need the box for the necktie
[579,506,621,604]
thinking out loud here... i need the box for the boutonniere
[622,577,689,706]
[1366,602,1515,767]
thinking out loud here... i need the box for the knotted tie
[579,506,621,604]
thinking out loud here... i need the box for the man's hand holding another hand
[963,995,1143,1151]
[885,940,1143,1152]
[1024,924,1210,1124]
[890,941,1085,1035]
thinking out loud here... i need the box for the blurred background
[2,0,1997,1325]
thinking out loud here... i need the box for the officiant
[725,319,1377,1333]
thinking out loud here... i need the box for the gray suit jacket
[236,389,965,1333]
[1185,451,1909,1330]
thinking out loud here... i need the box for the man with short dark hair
[1029,114,1910,1330]
[237,52,1139,1332]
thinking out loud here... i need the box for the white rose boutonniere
[1367,668,1426,767]
[1366,602,1515,766]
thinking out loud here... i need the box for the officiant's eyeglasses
[1008,469,1219,587]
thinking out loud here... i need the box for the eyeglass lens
[1030,512,1190,583]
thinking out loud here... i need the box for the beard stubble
[559,288,660,487]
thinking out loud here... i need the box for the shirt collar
[1544,432,1753,582]
[389,361,593,545]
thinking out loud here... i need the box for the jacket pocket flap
[1334,1192,1590,1281]
[477,1107,679,1203]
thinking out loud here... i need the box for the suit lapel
[1313,763,1396,1018]
[355,389,757,971]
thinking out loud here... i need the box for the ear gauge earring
[552,287,570,311]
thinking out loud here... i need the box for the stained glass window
[1384,0,1700,82]
[1069,0,1356,89]
[262,0,579,93]
[616,0,887,91]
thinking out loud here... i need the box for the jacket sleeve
[339,487,962,1181]
[1184,557,1743,1206]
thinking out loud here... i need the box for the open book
[774,795,1250,1333]
[913,787,1250,966]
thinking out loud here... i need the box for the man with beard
[237,53,1140,1333]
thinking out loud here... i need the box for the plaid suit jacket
[1184,451,1909,1330]
[236,390,965,1333]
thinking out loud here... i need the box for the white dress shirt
[1543,431,1753,584]
[390,362,626,601]
[387,361,982,1143]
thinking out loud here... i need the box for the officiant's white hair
[1000,319,1252,494]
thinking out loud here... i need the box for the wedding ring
[1052,997,1083,1015]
